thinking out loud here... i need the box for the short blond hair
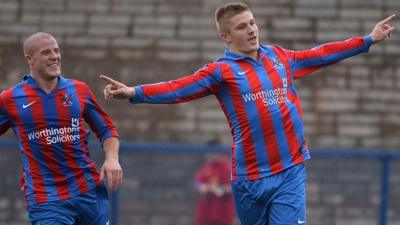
[23,32,55,56]
[215,2,250,33]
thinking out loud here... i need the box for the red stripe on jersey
[293,65,325,79]
[3,88,48,204]
[84,83,119,138]
[261,59,303,163]
[274,46,305,165]
[83,83,118,185]
[237,61,284,174]
[273,46,304,118]
[284,37,366,61]
[141,63,219,96]
[20,170,29,204]
[222,63,260,180]
[216,95,237,179]
[175,83,221,103]
[74,82,101,184]
[22,85,71,200]
[54,89,89,194]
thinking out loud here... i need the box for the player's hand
[100,157,123,191]
[100,75,136,100]
[370,14,395,43]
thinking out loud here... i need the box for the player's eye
[41,49,50,55]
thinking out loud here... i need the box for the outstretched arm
[282,14,396,79]
[370,14,396,44]
[100,63,223,104]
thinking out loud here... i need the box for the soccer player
[0,32,122,225]
[100,2,395,225]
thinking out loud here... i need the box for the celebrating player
[100,2,394,225]
[0,32,122,225]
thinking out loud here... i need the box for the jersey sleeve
[129,63,223,104]
[282,35,373,79]
[82,85,119,144]
[0,92,11,135]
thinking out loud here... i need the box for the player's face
[27,37,61,80]
[222,10,259,58]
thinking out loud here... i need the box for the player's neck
[231,48,258,61]
[31,74,59,94]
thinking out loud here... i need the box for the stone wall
[1,0,399,148]
[0,0,400,224]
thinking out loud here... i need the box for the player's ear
[219,32,231,45]
[25,55,32,65]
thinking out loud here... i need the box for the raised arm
[280,14,395,79]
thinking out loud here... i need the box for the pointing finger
[100,75,123,86]
[378,14,396,26]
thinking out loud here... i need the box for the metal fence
[0,140,400,225]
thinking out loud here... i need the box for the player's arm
[101,136,122,191]
[0,93,11,136]
[82,84,122,190]
[100,63,223,104]
[283,14,395,79]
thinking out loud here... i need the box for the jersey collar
[219,46,266,62]
[23,74,69,90]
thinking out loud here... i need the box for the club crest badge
[62,93,73,107]
[271,57,283,69]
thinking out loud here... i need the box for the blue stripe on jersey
[12,85,54,202]
[84,94,112,144]
[287,104,304,149]
[66,83,96,188]
[216,82,247,179]
[0,105,9,128]
[254,59,293,168]
[265,47,304,164]
[3,100,29,191]
[226,61,270,175]
[131,86,144,104]
[40,90,79,195]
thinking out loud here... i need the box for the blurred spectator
[194,140,236,225]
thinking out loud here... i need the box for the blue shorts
[231,163,307,225]
[28,184,109,225]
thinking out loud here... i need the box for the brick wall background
[1,0,399,148]
[0,0,399,224]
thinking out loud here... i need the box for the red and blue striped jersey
[130,36,372,181]
[0,75,119,205]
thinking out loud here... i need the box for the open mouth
[48,63,59,68]
[248,36,257,43]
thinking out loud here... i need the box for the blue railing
[1,139,400,225]
[114,143,400,225]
